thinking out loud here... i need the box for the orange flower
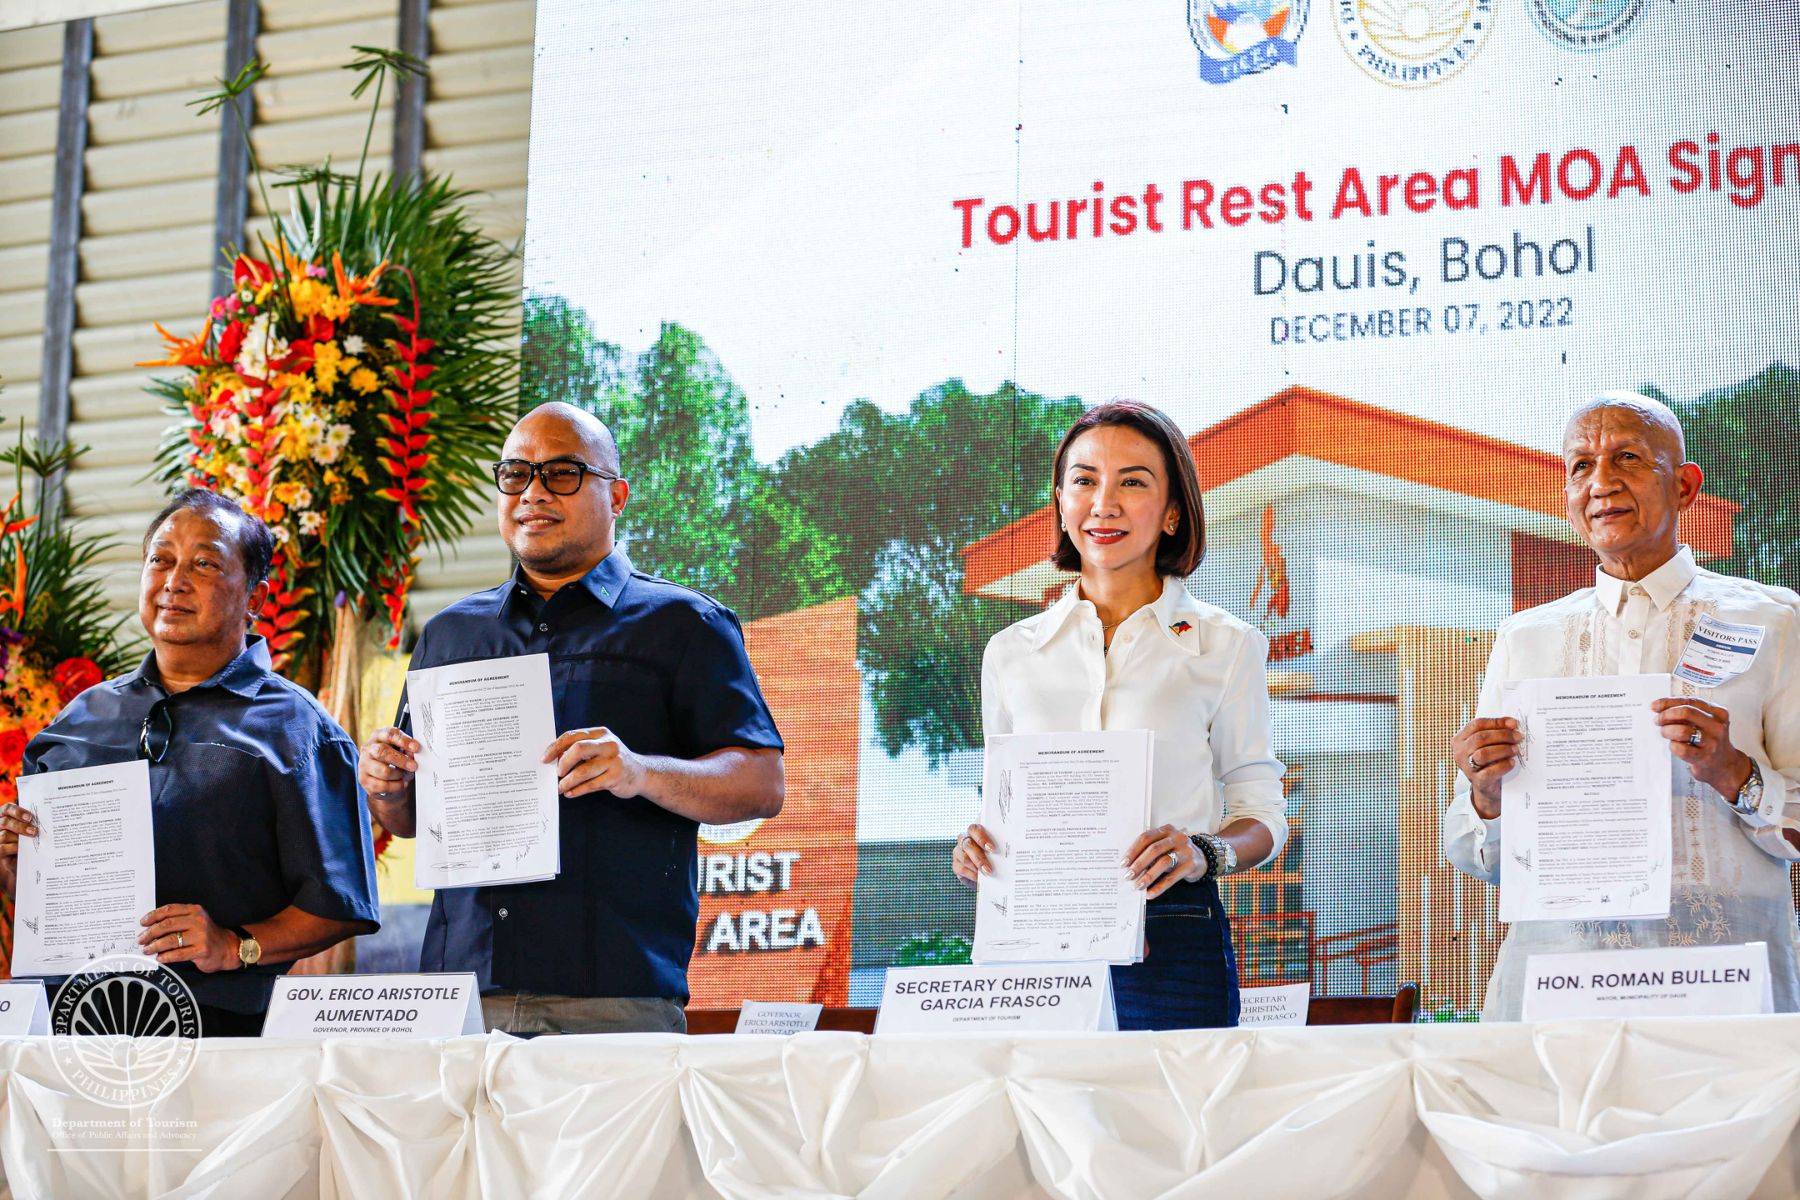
[137,318,216,368]
[332,251,398,310]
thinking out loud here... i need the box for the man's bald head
[509,402,622,476]
[1563,390,1686,467]
[499,402,631,590]
[1561,389,1703,581]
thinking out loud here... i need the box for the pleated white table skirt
[3,1018,1799,1199]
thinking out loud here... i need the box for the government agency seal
[51,954,200,1108]
[1528,0,1648,52]
[1335,0,1495,89]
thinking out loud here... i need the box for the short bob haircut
[1050,400,1206,578]
[142,489,275,589]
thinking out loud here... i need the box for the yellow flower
[313,340,344,391]
[273,481,300,506]
[349,367,380,394]
[333,400,356,418]
[288,277,329,320]
[321,294,352,322]
[348,460,370,484]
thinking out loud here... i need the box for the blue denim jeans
[1109,875,1240,1031]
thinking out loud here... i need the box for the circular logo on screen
[1335,0,1494,89]
[1187,0,1309,85]
[1528,0,1647,52]
[51,955,200,1108]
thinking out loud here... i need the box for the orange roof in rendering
[961,386,1738,594]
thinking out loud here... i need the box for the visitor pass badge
[1672,613,1764,688]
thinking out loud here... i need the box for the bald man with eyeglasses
[358,402,784,1035]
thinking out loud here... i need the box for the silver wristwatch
[1189,831,1238,877]
[1733,761,1765,816]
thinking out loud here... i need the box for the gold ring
[175,933,184,948]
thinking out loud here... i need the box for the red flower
[217,320,246,365]
[51,657,103,704]
[0,728,26,769]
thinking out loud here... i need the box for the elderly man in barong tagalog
[1443,390,1800,1021]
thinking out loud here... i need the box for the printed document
[973,730,1152,964]
[12,760,157,975]
[410,653,561,888]
[1500,673,1672,922]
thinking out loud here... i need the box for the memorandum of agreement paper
[1500,673,1673,923]
[973,730,1151,965]
[11,759,157,976]
[409,653,561,889]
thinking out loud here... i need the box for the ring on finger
[1166,850,1179,868]
[1468,753,1480,773]
[175,932,184,948]
[1689,729,1702,747]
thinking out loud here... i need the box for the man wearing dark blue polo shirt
[0,491,380,1036]
[359,402,785,1035]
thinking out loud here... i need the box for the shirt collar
[1592,544,1698,615]
[498,548,633,618]
[1030,575,1202,655]
[127,635,273,699]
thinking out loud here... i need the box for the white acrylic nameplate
[262,973,483,1038]
[875,963,1116,1033]
[735,1000,822,1035]
[0,980,50,1037]
[1238,982,1310,1027]
[1522,942,1773,1021]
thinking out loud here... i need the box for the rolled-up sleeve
[276,728,380,928]
[1214,627,1288,857]
[1442,636,1509,885]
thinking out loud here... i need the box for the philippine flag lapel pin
[1169,620,1192,636]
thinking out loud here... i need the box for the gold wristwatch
[230,925,262,967]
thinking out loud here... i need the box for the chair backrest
[1304,982,1419,1026]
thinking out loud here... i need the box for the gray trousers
[480,991,687,1036]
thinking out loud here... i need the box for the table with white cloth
[2,1019,1799,1199]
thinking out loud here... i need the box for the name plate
[0,981,50,1037]
[1238,982,1310,1027]
[875,963,1116,1034]
[262,973,483,1039]
[1522,942,1773,1021]
[735,1001,822,1035]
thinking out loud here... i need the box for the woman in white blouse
[952,401,1288,1029]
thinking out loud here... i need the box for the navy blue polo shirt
[409,549,782,1002]
[21,637,381,1013]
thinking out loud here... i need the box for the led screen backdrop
[520,1,1800,1015]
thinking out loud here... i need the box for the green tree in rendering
[1669,363,1800,591]
[778,381,1084,765]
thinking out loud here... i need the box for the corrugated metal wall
[412,0,527,614]
[0,24,67,441]
[0,0,533,627]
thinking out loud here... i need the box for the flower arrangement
[145,48,518,679]
[0,430,138,975]
[0,433,137,803]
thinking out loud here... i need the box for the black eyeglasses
[139,701,173,765]
[492,459,619,496]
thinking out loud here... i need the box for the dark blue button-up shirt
[21,637,381,1013]
[409,550,782,1001]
